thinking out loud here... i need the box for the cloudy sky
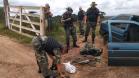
[0,0,139,16]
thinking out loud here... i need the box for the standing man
[78,7,85,35]
[83,2,100,43]
[32,35,63,78]
[44,4,53,32]
[61,7,79,52]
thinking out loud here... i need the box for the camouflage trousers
[64,26,77,47]
[35,48,61,78]
[85,22,97,41]
[51,48,61,70]
[46,17,53,32]
[78,20,85,35]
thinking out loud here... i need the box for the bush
[0,7,4,19]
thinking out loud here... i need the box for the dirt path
[0,35,42,78]
[0,35,139,78]
[63,36,139,78]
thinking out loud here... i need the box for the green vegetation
[0,7,4,19]
[0,7,100,45]
[0,7,32,44]
[47,16,66,44]
[47,27,65,44]
[0,21,32,44]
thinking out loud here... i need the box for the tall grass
[0,21,32,44]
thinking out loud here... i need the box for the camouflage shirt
[32,36,63,56]
[78,10,85,21]
[62,11,74,26]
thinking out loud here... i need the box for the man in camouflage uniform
[78,7,85,35]
[32,35,63,78]
[83,2,100,43]
[44,4,53,32]
[61,7,79,52]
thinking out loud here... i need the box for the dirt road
[0,35,42,78]
[0,35,139,78]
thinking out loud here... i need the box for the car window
[110,23,139,42]
[110,23,129,42]
[127,24,139,42]
[132,16,139,22]
[111,23,128,30]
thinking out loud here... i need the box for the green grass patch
[46,26,66,44]
[95,25,100,36]
[0,18,100,45]
[0,21,32,44]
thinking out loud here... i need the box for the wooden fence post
[19,6,22,33]
[6,5,10,29]
[40,7,46,36]
[3,0,9,28]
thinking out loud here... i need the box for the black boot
[92,33,95,44]
[50,65,57,70]
[92,39,94,44]
[38,69,41,73]
[73,41,79,48]
[66,43,70,52]
[45,76,50,78]
[83,36,88,42]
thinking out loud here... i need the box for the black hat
[91,2,97,6]
[66,7,73,12]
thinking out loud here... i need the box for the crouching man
[32,35,63,78]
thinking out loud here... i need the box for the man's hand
[61,19,65,23]
[84,20,87,24]
[66,18,71,21]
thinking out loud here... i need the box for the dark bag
[80,48,102,56]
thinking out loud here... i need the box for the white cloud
[0,0,139,16]
[97,0,139,16]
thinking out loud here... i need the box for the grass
[0,20,65,44]
[46,25,66,44]
[96,25,100,36]
[0,19,100,45]
[0,20,32,44]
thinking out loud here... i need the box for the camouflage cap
[32,36,48,48]
[32,36,41,48]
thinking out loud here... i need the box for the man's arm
[61,18,71,22]
[44,8,53,17]
[61,12,72,23]
[84,15,87,24]
[97,16,100,26]
[96,8,100,26]
[84,9,88,24]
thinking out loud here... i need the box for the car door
[108,20,139,66]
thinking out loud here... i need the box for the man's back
[32,36,63,55]
[43,37,63,55]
